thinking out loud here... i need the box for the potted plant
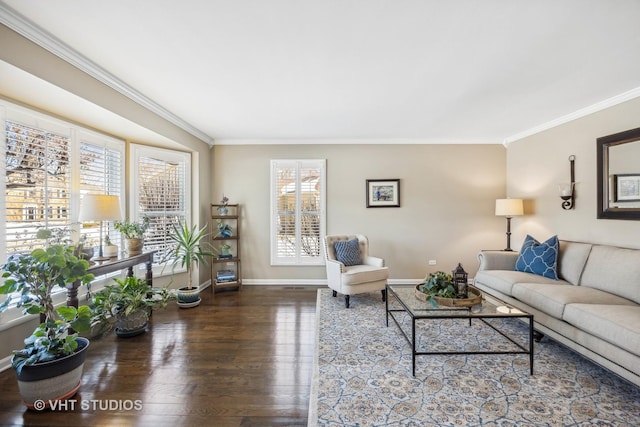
[114,216,150,255]
[103,234,119,258]
[0,244,94,409]
[217,195,230,215]
[91,276,174,337]
[163,221,216,308]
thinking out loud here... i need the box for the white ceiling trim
[503,86,640,145]
[0,3,213,145]
[215,138,502,146]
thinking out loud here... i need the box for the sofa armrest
[363,255,385,268]
[477,250,518,271]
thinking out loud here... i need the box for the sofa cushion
[563,304,640,356]
[334,238,361,266]
[341,264,388,286]
[515,235,559,279]
[558,241,592,285]
[511,283,634,319]
[475,270,563,296]
[580,245,640,304]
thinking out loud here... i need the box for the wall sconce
[495,198,524,251]
[559,155,576,210]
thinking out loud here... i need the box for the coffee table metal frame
[386,284,534,377]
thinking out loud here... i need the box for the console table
[65,251,157,308]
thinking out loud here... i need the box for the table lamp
[495,198,523,251]
[78,194,123,260]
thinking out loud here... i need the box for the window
[270,159,326,265]
[130,144,191,266]
[79,132,125,248]
[1,101,124,319]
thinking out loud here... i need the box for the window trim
[270,159,326,266]
[129,144,192,275]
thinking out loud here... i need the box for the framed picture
[366,179,400,208]
[614,174,640,202]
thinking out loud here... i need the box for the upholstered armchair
[323,234,389,308]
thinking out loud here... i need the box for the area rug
[308,288,640,426]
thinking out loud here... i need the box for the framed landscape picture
[614,174,640,202]
[366,179,400,208]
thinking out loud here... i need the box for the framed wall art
[614,174,640,202]
[366,179,400,208]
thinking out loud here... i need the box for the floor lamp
[495,198,523,251]
[78,194,123,260]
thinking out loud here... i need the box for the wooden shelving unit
[211,203,242,292]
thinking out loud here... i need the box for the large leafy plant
[0,245,94,321]
[0,244,94,373]
[11,306,92,374]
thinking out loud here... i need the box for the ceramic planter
[15,337,90,410]
[177,287,201,308]
[114,309,149,337]
[125,238,143,255]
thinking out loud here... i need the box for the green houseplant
[416,271,456,306]
[163,221,216,308]
[91,276,174,337]
[0,244,94,409]
[114,216,150,255]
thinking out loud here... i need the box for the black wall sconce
[559,155,576,210]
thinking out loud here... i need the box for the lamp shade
[495,198,523,217]
[78,194,123,222]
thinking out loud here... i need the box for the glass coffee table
[386,284,534,377]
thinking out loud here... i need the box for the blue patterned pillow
[515,235,559,279]
[334,239,362,266]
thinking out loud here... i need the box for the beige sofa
[474,240,640,387]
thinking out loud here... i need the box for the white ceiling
[2,0,640,145]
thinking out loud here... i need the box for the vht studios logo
[33,399,143,412]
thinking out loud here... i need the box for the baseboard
[0,355,12,373]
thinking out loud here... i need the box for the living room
[1,1,639,425]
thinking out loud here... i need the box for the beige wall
[506,96,640,249]
[211,143,507,283]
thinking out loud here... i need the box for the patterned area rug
[308,288,640,426]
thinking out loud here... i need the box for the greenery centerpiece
[0,243,95,408]
[163,221,216,308]
[416,271,482,307]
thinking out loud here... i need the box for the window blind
[130,144,190,264]
[271,159,326,265]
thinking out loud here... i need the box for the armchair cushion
[334,238,362,266]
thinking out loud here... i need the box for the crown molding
[214,138,503,145]
[0,4,213,146]
[504,86,640,145]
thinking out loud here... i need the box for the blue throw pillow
[334,239,362,266]
[515,234,559,280]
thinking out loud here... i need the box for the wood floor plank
[0,286,319,426]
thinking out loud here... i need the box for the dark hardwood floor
[0,286,319,427]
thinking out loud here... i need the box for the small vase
[219,207,228,215]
